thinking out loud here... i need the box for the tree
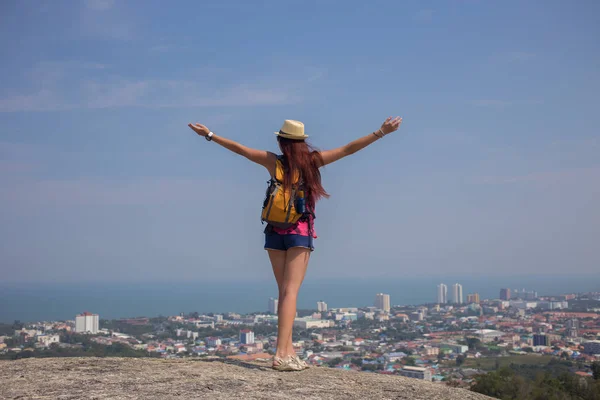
[327,357,343,367]
[405,357,416,366]
[592,362,600,380]
[522,347,534,353]
[456,355,465,366]
[12,320,24,330]
[467,337,482,350]
[350,358,363,367]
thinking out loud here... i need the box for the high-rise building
[500,288,511,301]
[437,284,447,304]
[467,293,480,304]
[451,284,463,304]
[268,297,278,315]
[75,312,99,334]
[533,334,549,347]
[239,329,255,345]
[566,319,580,338]
[374,293,391,312]
[317,301,328,312]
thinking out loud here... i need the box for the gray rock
[0,357,495,399]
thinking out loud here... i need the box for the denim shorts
[264,231,314,252]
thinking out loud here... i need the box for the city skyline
[2,274,597,323]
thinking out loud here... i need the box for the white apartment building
[75,312,99,334]
[374,293,391,312]
[317,301,328,312]
[437,284,447,304]
[399,366,432,381]
[452,283,463,304]
[293,318,334,329]
[268,297,278,314]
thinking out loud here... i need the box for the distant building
[206,337,221,347]
[317,301,328,312]
[467,293,480,304]
[509,300,538,309]
[582,340,600,355]
[293,318,334,329]
[399,366,432,381]
[437,284,448,304]
[239,329,254,345]
[441,343,468,354]
[37,334,60,347]
[473,329,503,343]
[409,311,423,321]
[358,311,375,320]
[533,334,549,347]
[268,298,278,315]
[500,288,511,301]
[566,319,579,338]
[537,301,568,310]
[75,312,99,334]
[513,289,537,300]
[451,283,463,304]
[374,293,390,312]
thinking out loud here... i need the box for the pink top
[272,212,317,238]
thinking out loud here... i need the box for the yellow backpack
[261,156,308,229]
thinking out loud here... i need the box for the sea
[1,275,598,323]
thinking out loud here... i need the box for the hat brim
[274,131,309,140]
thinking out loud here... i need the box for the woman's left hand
[188,122,210,137]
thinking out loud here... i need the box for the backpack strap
[274,155,285,182]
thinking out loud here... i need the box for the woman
[187,116,403,371]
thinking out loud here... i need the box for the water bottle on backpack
[295,190,306,214]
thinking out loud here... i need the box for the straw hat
[274,120,308,140]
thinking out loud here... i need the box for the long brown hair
[277,136,329,209]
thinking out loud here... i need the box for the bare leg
[275,247,310,360]
[267,250,295,358]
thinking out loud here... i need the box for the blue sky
[0,0,599,283]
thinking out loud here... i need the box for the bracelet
[372,131,382,139]
[373,129,385,139]
[379,128,386,137]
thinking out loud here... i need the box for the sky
[0,0,599,284]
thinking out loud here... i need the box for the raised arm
[188,123,277,174]
[318,116,403,167]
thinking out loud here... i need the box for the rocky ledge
[0,357,494,400]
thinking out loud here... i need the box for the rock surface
[0,357,495,399]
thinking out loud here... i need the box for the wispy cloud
[80,0,134,40]
[472,99,512,107]
[84,0,115,11]
[413,9,434,23]
[0,62,322,112]
[471,99,543,107]
[490,51,536,63]
[148,44,189,53]
[474,167,600,185]
[505,51,536,62]
[2,177,239,208]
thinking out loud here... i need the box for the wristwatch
[205,131,214,141]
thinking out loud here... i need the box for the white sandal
[272,355,303,371]
[290,355,310,369]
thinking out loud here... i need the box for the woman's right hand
[188,122,210,137]
[380,116,403,135]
